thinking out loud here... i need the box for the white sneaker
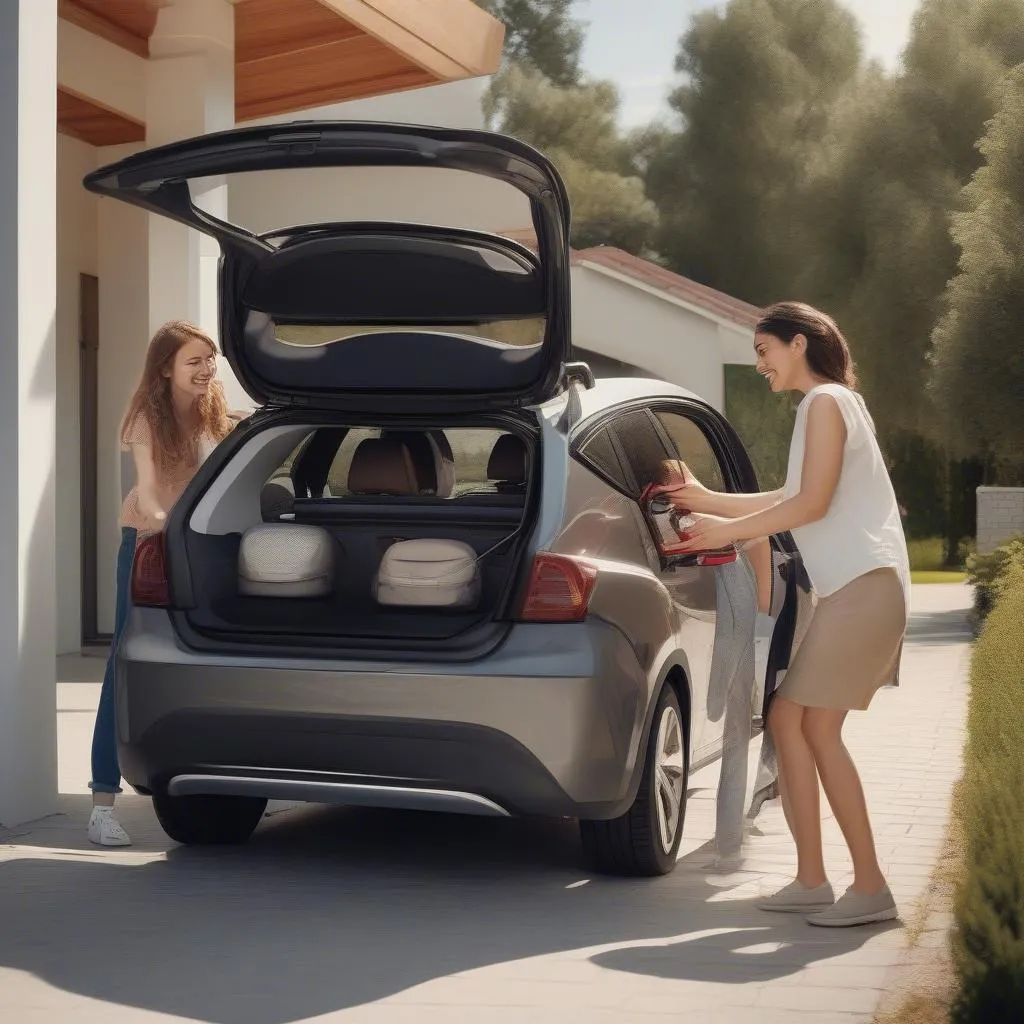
[88,806,132,847]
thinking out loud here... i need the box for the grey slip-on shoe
[806,884,898,927]
[757,880,835,913]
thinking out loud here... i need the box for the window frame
[571,398,756,499]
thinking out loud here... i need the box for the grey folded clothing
[709,554,761,857]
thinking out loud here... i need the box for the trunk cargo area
[168,416,538,654]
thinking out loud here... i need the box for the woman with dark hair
[667,301,909,927]
[88,321,235,846]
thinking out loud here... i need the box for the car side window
[654,411,727,492]
[578,427,631,492]
[607,410,674,496]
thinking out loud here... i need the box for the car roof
[564,376,705,421]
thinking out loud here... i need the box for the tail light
[131,532,170,607]
[518,553,597,623]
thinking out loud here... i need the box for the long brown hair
[121,320,231,475]
[756,301,858,390]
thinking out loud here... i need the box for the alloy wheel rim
[654,705,685,854]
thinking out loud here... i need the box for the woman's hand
[676,512,738,553]
[658,459,714,514]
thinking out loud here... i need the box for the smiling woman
[665,299,911,927]
[87,320,236,849]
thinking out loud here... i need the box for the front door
[604,408,722,760]
[78,273,106,645]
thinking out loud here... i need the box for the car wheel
[152,790,267,846]
[579,684,688,876]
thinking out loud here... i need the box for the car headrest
[487,433,527,486]
[260,479,295,521]
[348,438,419,496]
[427,430,456,498]
[382,431,438,494]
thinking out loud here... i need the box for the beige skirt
[776,567,907,711]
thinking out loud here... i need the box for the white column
[146,0,250,412]
[0,0,58,826]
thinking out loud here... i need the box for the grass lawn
[911,570,968,584]
[907,537,973,584]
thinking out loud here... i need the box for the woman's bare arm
[677,395,845,552]
[132,443,167,525]
[659,458,784,517]
[699,489,786,518]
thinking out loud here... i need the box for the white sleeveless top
[783,383,910,612]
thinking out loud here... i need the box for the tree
[930,65,1024,471]
[795,0,1024,557]
[475,0,584,86]
[642,0,863,306]
[798,0,1024,439]
[485,65,659,253]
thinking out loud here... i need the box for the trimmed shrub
[965,535,1024,620]
[951,563,1024,1023]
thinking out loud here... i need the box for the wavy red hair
[120,320,231,475]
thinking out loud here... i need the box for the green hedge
[951,562,1024,1023]
[965,535,1024,620]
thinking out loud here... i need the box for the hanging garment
[707,552,762,860]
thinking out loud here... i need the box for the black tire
[152,790,267,846]
[580,685,689,876]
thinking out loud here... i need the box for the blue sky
[576,0,921,126]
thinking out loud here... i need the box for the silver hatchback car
[86,124,803,876]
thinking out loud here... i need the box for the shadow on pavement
[0,797,891,1023]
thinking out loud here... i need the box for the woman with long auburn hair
[88,320,235,846]
[666,301,910,927]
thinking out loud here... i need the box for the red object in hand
[640,483,737,565]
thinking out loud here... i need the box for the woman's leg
[88,529,136,844]
[769,697,827,887]
[802,707,886,894]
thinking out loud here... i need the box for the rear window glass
[276,320,545,349]
[266,426,517,501]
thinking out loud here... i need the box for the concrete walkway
[0,584,971,1023]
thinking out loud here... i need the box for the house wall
[570,267,733,411]
[55,72,523,645]
[976,487,1024,553]
[228,80,528,240]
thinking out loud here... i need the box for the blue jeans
[89,527,137,794]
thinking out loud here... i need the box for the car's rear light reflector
[518,553,597,623]
[131,532,170,607]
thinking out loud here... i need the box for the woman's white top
[783,383,910,612]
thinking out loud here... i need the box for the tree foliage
[929,65,1024,467]
[642,0,863,306]
[485,65,658,253]
[475,0,584,86]
[797,0,1024,440]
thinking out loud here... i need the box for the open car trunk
[164,413,539,658]
[84,123,573,415]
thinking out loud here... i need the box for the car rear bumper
[115,609,653,819]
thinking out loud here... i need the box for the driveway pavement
[0,584,971,1023]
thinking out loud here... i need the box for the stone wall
[976,487,1024,553]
